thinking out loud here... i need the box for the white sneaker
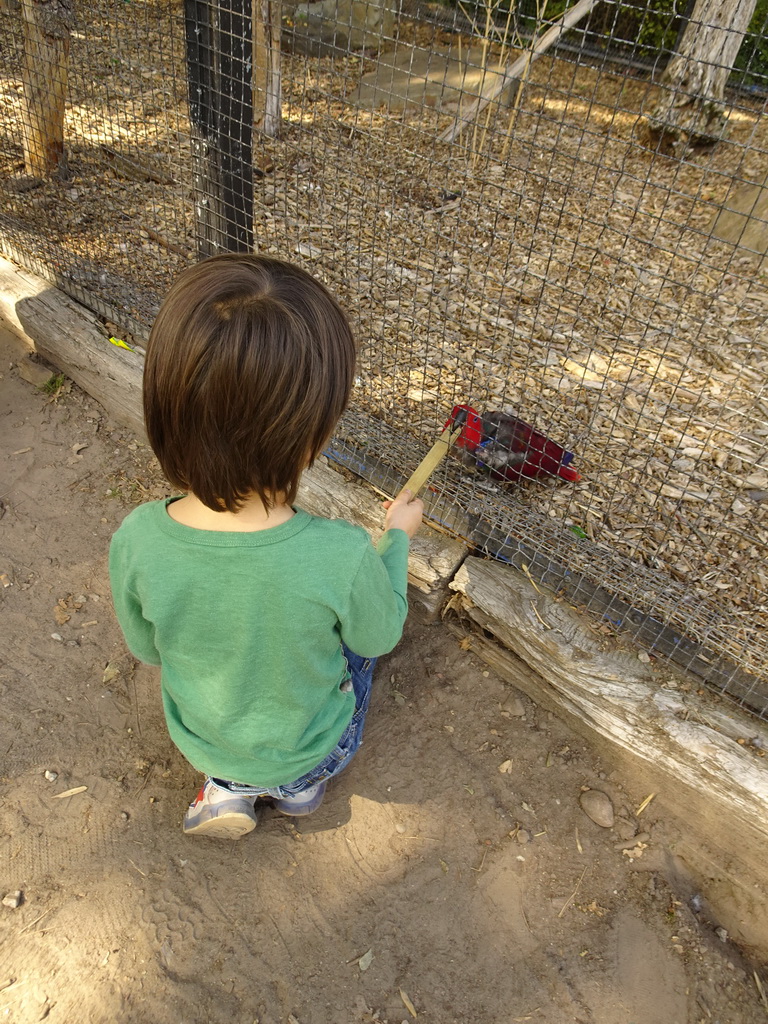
[274,780,327,816]
[183,779,260,839]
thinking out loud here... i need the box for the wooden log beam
[253,0,282,137]
[0,255,145,436]
[467,511,768,716]
[0,253,465,618]
[20,0,75,179]
[445,556,768,954]
[438,0,598,146]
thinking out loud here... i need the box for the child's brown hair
[143,253,356,513]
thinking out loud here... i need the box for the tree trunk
[20,0,74,179]
[253,0,281,138]
[648,0,757,144]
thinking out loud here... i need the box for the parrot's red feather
[447,404,483,451]
[446,404,581,484]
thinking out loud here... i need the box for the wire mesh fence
[2,0,767,717]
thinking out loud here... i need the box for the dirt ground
[2,318,767,1024]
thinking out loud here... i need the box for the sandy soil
[1,318,766,1024]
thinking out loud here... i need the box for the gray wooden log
[438,0,598,145]
[0,255,145,436]
[445,555,768,953]
[466,511,768,716]
[0,253,465,618]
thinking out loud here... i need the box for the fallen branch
[558,865,588,917]
[438,0,598,145]
[141,224,193,258]
[100,144,175,185]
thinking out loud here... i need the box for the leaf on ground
[103,662,121,683]
[400,989,418,1018]
[358,949,374,972]
[53,786,87,799]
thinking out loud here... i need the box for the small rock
[120,811,130,821]
[2,891,23,909]
[17,358,55,388]
[716,927,728,943]
[50,633,63,642]
[43,770,58,782]
[102,662,121,684]
[515,829,531,845]
[579,789,615,828]
[504,696,526,717]
[637,651,651,663]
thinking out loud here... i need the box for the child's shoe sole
[183,809,259,839]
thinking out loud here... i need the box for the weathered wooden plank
[467,513,768,717]
[0,255,145,436]
[445,555,768,951]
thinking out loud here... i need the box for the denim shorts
[213,646,376,799]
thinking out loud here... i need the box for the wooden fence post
[20,0,74,179]
[184,0,255,256]
[253,0,281,138]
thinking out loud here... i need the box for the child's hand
[382,489,424,539]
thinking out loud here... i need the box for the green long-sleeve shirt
[109,498,410,786]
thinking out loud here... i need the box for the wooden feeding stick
[401,422,464,496]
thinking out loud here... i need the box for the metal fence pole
[184,0,254,255]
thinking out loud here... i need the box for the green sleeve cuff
[376,528,410,558]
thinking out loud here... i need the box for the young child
[109,253,423,839]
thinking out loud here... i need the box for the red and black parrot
[446,404,581,484]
